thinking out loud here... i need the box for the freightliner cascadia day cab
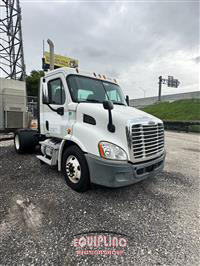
[14,67,165,192]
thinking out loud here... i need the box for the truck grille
[131,123,164,159]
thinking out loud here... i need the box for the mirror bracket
[45,103,64,116]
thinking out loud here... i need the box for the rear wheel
[14,134,20,151]
[62,145,90,192]
[14,129,39,154]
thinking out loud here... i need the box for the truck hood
[72,103,163,159]
[77,103,162,126]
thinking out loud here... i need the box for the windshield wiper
[86,99,101,103]
[112,102,126,106]
[79,99,101,103]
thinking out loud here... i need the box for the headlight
[98,142,127,161]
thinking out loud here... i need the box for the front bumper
[85,152,166,188]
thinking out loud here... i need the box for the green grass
[142,99,200,121]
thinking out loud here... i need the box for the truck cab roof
[44,67,118,84]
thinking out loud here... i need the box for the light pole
[158,76,180,102]
[158,76,162,102]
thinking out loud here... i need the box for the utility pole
[0,0,26,80]
[158,76,162,102]
[158,75,180,102]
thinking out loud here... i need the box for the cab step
[37,155,54,166]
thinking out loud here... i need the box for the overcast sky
[21,0,199,99]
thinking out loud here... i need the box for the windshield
[67,75,126,105]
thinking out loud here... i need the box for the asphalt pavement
[0,131,199,266]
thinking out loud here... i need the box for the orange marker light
[67,128,72,134]
[99,144,105,158]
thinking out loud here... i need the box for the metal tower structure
[0,0,26,80]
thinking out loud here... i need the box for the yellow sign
[44,52,78,68]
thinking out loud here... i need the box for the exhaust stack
[47,39,54,70]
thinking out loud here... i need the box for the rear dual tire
[14,129,39,154]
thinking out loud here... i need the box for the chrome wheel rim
[66,155,81,184]
[15,135,20,150]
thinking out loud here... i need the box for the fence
[27,96,38,119]
[163,120,200,133]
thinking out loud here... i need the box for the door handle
[46,120,49,131]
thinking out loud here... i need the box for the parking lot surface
[0,131,199,265]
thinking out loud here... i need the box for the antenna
[43,39,45,57]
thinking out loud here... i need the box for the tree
[26,70,44,96]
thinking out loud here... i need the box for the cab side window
[48,78,66,105]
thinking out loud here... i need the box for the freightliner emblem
[148,121,156,125]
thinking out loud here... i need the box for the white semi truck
[14,67,165,192]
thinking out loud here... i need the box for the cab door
[42,73,69,138]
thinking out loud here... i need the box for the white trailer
[0,78,27,130]
[14,67,165,192]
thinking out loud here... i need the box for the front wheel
[62,145,90,192]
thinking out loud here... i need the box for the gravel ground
[0,131,199,265]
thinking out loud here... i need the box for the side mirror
[103,100,115,133]
[103,100,113,110]
[56,107,64,116]
[126,95,129,106]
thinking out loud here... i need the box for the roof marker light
[76,68,79,73]
[93,72,97,77]
[98,74,101,78]
[103,75,106,79]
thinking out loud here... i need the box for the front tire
[62,145,90,192]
